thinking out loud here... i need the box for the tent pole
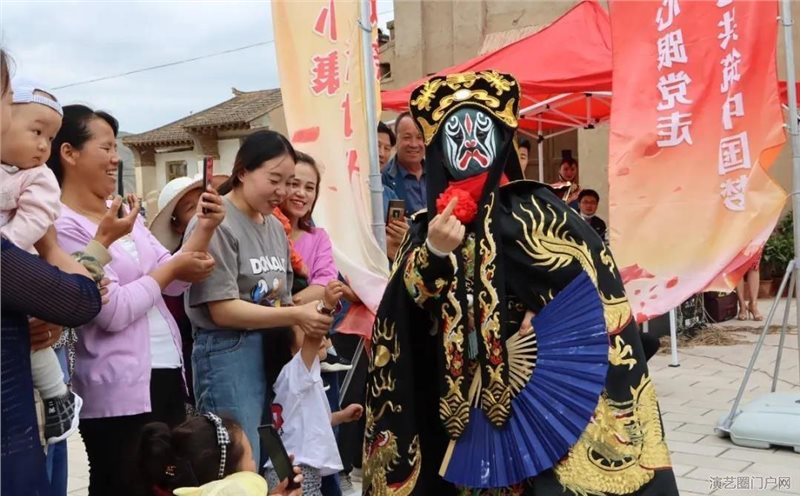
[359,0,386,251]
[780,0,800,387]
[538,119,544,182]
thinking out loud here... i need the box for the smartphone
[387,199,406,223]
[202,157,214,214]
[258,424,301,490]
[117,160,125,218]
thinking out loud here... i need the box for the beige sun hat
[173,471,269,496]
[149,173,230,252]
[149,175,204,253]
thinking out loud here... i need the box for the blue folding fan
[440,271,610,488]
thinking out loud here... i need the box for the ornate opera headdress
[409,70,520,145]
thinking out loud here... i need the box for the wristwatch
[316,301,337,316]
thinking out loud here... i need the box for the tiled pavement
[66,300,800,495]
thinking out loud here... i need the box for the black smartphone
[117,160,125,218]
[387,199,405,223]
[258,424,300,490]
[202,157,214,214]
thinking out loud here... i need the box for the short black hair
[518,137,531,152]
[578,189,600,202]
[394,111,414,136]
[378,121,396,146]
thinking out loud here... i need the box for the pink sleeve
[0,167,60,250]
[56,216,162,333]
[307,229,339,287]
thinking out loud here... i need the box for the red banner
[608,0,786,322]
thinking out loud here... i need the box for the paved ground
[65,299,800,495]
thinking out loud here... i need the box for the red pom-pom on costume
[435,171,509,224]
[436,187,479,224]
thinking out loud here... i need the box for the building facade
[123,88,286,220]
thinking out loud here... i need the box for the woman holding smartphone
[49,104,225,496]
[185,131,333,465]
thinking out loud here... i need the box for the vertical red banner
[608,0,786,321]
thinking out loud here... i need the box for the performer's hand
[427,197,465,255]
[518,309,536,337]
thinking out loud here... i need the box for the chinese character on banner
[722,92,744,130]
[657,29,688,70]
[777,478,791,490]
[656,0,681,32]
[341,93,353,138]
[716,0,733,7]
[721,175,748,211]
[721,48,743,92]
[341,48,352,84]
[657,71,692,110]
[310,50,341,96]
[656,111,693,147]
[313,0,338,41]
[346,149,360,179]
[718,8,739,50]
[369,0,378,25]
[718,132,751,174]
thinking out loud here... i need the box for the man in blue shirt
[381,112,427,216]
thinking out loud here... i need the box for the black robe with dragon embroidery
[362,180,679,496]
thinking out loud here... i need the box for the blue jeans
[193,330,267,465]
[46,347,69,496]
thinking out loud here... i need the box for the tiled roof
[123,88,283,148]
[121,115,194,148]
[182,88,283,130]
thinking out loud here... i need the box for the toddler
[0,77,88,443]
[265,281,363,495]
[136,414,303,496]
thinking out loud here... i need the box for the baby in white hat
[0,77,87,445]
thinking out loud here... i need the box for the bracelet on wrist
[316,301,337,316]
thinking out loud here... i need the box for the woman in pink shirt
[48,104,225,496]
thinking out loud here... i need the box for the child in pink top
[0,77,87,444]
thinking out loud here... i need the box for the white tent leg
[668,307,680,367]
[537,139,544,182]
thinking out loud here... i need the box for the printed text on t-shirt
[249,256,287,275]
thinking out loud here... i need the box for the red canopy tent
[381,0,613,180]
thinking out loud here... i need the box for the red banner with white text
[608,0,786,322]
